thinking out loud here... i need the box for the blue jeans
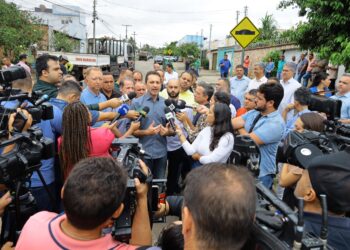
[277,71,282,80]
[144,155,168,179]
[302,72,312,87]
[259,174,275,190]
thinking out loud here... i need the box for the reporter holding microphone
[176,102,234,168]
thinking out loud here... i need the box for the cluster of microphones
[109,92,196,132]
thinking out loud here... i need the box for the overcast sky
[11,0,302,47]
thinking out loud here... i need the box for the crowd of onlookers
[0,51,349,249]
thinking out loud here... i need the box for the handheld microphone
[319,194,328,246]
[135,106,150,122]
[164,107,176,132]
[174,99,196,109]
[34,94,49,106]
[110,104,129,125]
[120,92,137,103]
[165,99,177,112]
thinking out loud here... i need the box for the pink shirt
[16,212,137,250]
[58,127,115,158]
[17,61,31,75]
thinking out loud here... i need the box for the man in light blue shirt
[232,81,285,189]
[230,65,250,106]
[330,73,350,123]
[131,71,173,179]
[80,67,111,127]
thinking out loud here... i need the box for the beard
[255,104,266,112]
[167,91,180,98]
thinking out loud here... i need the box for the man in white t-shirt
[246,63,268,92]
[164,63,178,86]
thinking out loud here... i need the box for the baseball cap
[60,55,69,61]
[307,150,350,214]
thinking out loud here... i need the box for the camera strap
[248,113,263,133]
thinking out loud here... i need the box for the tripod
[0,166,56,245]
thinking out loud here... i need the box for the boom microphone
[135,106,150,122]
[34,94,49,106]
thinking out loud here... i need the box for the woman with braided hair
[58,101,140,179]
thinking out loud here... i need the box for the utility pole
[132,31,137,61]
[92,0,97,54]
[236,10,240,24]
[122,24,132,40]
[241,6,248,65]
[208,24,212,51]
[200,29,203,66]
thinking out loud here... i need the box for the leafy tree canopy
[279,0,350,69]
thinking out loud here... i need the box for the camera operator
[231,81,285,189]
[131,71,173,179]
[182,163,256,250]
[294,151,350,249]
[15,157,153,249]
[33,54,62,99]
[330,73,350,124]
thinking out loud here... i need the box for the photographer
[330,73,350,123]
[231,82,285,189]
[15,157,153,249]
[294,151,350,249]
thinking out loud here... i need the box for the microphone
[110,104,129,124]
[165,99,177,112]
[34,94,49,106]
[135,106,150,122]
[120,92,137,103]
[173,99,196,109]
[164,107,176,132]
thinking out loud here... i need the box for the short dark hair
[145,70,161,83]
[294,87,311,106]
[183,164,256,250]
[119,77,135,89]
[300,112,325,132]
[58,80,82,96]
[63,157,128,230]
[218,78,230,92]
[197,83,214,101]
[103,71,113,76]
[166,63,173,69]
[258,83,284,109]
[214,91,230,106]
[235,64,244,70]
[35,54,59,77]
[157,223,184,249]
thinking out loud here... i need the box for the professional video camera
[0,66,55,244]
[110,137,166,243]
[280,95,350,169]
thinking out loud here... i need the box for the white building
[31,4,87,53]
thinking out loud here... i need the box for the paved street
[134,60,220,84]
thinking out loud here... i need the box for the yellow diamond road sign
[230,17,260,49]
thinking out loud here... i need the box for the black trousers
[166,147,191,195]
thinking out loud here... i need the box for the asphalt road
[134,59,220,84]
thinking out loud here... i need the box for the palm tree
[259,13,278,41]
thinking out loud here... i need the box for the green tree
[52,31,79,52]
[0,0,43,57]
[163,41,179,56]
[177,43,200,58]
[127,36,138,51]
[258,13,278,41]
[279,0,350,70]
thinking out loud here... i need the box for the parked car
[154,55,163,65]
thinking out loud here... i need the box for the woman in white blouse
[176,102,234,167]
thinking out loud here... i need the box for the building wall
[178,35,204,47]
[31,4,87,52]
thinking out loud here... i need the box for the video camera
[110,137,166,243]
[280,95,350,169]
[0,66,55,244]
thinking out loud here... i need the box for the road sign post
[230,17,260,65]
